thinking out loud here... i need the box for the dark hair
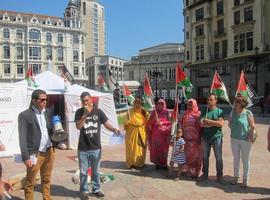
[208,92,217,99]
[30,89,46,108]
[80,92,91,101]
[31,89,46,100]
[234,97,248,108]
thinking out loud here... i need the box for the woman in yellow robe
[124,98,149,169]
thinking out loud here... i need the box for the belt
[39,146,52,153]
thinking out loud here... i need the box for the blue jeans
[78,149,101,193]
[202,137,223,177]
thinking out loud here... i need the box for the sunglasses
[36,98,47,102]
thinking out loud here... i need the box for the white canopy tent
[15,71,118,150]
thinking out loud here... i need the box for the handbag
[249,128,257,144]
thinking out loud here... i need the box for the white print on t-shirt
[83,115,99,137]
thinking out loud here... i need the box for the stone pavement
[1,117,270,200]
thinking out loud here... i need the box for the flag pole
[123,82,131,119]
[206,70,217,119]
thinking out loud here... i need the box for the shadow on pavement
[196,175,270,196]
[101,160,127,169]
[35,184,79,198]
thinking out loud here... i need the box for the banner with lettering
[0,83,28,157]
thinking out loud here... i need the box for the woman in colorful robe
[124,98,149,169]
[148,99,172,169]
[180,98,202,178]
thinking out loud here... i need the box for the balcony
[214,29,226,37]
[186,0,211,9]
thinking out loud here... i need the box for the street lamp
[254,46,259,93]
[149,66,162,102]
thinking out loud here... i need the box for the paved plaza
[1,118,270,200]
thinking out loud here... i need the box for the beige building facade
[184,0,270,99]
[124,43,185,102]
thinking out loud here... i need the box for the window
[29,29,41,41]
[46,46,52,60]
[81,37,84,44]
[217,1,223,15]
[196,8,204,21]
[29,47,41,60]
[57,47,64,61]
[31,64,41,74]
[195,24,204,36]
[3,46,10,59]
[82,52,85,63]
[234,0,240,6]
[186,16,189,23]
[73,50,79,62]
[196,45,204,60]
[246,32,253,51]
[73,67,79,76]
[161,90,167,99]
[73,35,79,44]
[46,32,52,42]
[3,29,10,39]
[16,30,23,40]
[234,11,240,25]
[17,64,24,76]
[198,86,210,98]
[186,31,189,39]
[240,33,245,52]
[234,35,239,53]
[244,7,253,22]
[17,46,23,59]
[170,90,176,100]
[186,0,189,6]
[129,70,134,80]
[222,40,228,58]
[186,51,190,60]
[57,33,63,43]
[169,68,175,80]
[4,64,10,75]
[162,68,167,80]
[217,19,224,34]
[215,42,219,59]
[83,2,86,15]
[198,69,209,78]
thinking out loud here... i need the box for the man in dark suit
[18,89,55,200]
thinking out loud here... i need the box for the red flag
[26,64,33,79]
[211,71,223,90]
[175,61,186,84]
[236,70,247,92]
[144,73,153,96]
[123,83,131,96]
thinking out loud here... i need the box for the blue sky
[1,0,184,60]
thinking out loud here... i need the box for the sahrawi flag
[176,62,193,99]
[98,74,109,92]
[210,70,231,104]
[108,69,119,91]
[236,70,258,107]
[123,83,135,105]
[26,65,38,87]
[142,73,155,110]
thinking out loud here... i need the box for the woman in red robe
[180,99,202,178]
[148,99,172,169]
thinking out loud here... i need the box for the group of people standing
[124,93,257,188]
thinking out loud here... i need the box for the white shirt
[32,106,52,152]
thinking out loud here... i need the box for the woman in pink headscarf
[148,99,172,169]
[180,99,202,178]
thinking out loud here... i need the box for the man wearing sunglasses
[18,89,55,200]
[75,92,120,200]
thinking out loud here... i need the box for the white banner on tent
[0,83,28,157]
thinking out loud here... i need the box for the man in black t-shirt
[75,92,120,200]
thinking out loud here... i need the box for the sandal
[231,177,239,185]
[174,177,181,181]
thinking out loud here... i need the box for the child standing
[168,128,186,181]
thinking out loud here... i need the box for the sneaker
[231,177,239,185]
[81,192,90,200]
[217,176,226,186]
[240,179,248,188]
[197,174,208,182]
[92,191,105,198]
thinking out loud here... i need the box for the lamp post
[149,66,162,102]
[254,46,259,93]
